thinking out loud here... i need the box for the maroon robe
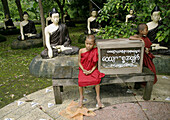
[142,36,157,84]
[78,47,105,87]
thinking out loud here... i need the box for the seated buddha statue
[18,11,41,40]
[46,11,52,26]
[40,8,79,59]
[125,9,136,25]
[4,14,16,29]
[63,11,71,23]
[147,6,162,44]
[63,11,75,27]
[87,8,100,34]
[147,6,169,54]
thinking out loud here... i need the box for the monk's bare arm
[129,34,143,41]
[78,49,86,72]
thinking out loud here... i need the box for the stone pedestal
[0,29,20,35]
[153,55,170,74]
[29,55,78,78]
[11,39,43,49]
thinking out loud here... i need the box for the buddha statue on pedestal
[87,8,100,34]
[18,11,41,40]
[4,14,16,30]
[147,6,169,54]
[40,8,79,59]
[125,9,136,25]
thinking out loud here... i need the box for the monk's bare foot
[96,96,103,108]
[79,96,84,108]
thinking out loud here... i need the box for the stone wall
[153,55,170,75]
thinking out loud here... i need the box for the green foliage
[26,1,40,20]
[155,3,170,43]
[97,0,169,43]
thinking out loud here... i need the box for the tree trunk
[1,0,10,17]
[89,0,93,15]
[54,0,65,23]
[38,0,46,47]
[60,6,64,23]
[15,0,23,21]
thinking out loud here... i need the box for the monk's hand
[88,70,92,74]
[83,70,89,75]
[145,48,149,54]
[85,70,92,75]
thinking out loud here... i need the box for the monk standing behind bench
[129,23,157,89]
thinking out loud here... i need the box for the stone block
[72,66,79,78]
[29,58,42,77]
[29,55,79,78]
[153,55,170,74]
[53,66,72,78]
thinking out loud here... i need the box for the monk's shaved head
[86,34,95,43]
[137,23,148,32]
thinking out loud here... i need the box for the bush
[97,0,169,43]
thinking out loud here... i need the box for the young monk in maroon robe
[129,23,157,88]
[78,34,105,108]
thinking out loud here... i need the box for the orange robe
[78,47,105,87]
[142,36,157,84]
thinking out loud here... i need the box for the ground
[0,23,86,108]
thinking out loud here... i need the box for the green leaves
[97,0,169,44]
[156,29,169,42]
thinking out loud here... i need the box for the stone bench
[29,55,154,104]
[52,66,154,104]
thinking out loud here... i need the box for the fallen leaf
[25,99,33,102]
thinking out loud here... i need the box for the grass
[0,23,86,108]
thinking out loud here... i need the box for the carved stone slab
[96,38,144,74]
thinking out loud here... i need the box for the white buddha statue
[18,11,40,40]
[41,8,79,59]
[125,9,136,25]
[87,8,100,34]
